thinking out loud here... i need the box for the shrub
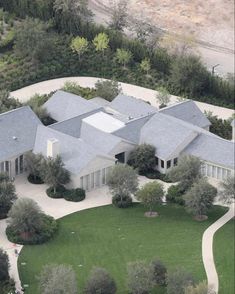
[64,188,86,202]
[112,194,133,208]
[145,170,172,182]
[46,185,66,199]
[27,174,44,184]
[166,184,185,205]
[167,267,194,294]
[0,249,9,282]
[151,259,167,286]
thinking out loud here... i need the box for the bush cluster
[112,194,133,208]
[47,185,86,202]
[166,184,185,205]
[145,170,172,183]
[27,174,44,184]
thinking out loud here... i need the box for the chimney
[47,138,60,158]
[231,119,235,141]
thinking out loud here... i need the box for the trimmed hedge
[46,185,66,199]
[112,194,133,208]
[6,214,57,245]
[144,170,172,183]
[64,188,86,202]
[27,174,44,184]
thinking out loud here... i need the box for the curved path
[202,202,235,293]
[10,76,234,119]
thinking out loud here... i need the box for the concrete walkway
[0,174,168,293]
[10,77,234,119]
[202,202,235,293]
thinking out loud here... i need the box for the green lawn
[18,204,227,294]
[214,219,235,294]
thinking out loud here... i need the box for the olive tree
[136,181,164,215]
[25,152,44,181]
[107,164,138,205]
[184,178,217,220]
[0,173,17,219]
[84,267,117,294]
[95,79,122,101]
[38,264,77,294]
[219,175,235,204]
[156,86,170,108]
[167,155,202,191]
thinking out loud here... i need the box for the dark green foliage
[64,188,86,202]
[145,170,172,182]
[84,267,117,294]
[207,113,232,140]
[166,184,185,206]
[27,174,44,184]
[95,79,122,101]
[0,173,17,219]
[0,249,9,282]
[128,144,156,174]
[0,90,22,113]
[63,81,96,99]
[46,185,66,199]
[151,259,167,286]
[25,152,44,183]
[112,194,133,208]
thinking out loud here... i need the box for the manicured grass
[18,204,227,294]
[214,219,235,294]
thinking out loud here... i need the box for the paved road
[10,77,234,119]
[202,203,235,293]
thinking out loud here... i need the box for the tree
[128,144,156,174]
[0,249,9,283]
[93,32,109,56]
[107,164,138,203]
[25,152,44,181]
[140,58,151,76]
[70,36,89,60]
[40,156,70,194]
[38,264,77,294]
[167,267,194,294]
[0,173,17,219]
[184,281,215,294]
[156,86,170,108]
[109,0,128,31]
[115,48,132,68]
[205,112,232,140]
[0,90,22,114]
[151,259,167,286]
[219,175,235,204]
[84,267,117,294]
[127,261,155,294]
[169,55,208,98]
[167,155,202,191]
[136,182,164,215]
[95,79,122,101]
[14,17,54,62]
[183,178,217,220]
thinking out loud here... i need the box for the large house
[0,91,234,191]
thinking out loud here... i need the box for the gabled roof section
[159,100,211,129]
[140,113,197,159]
[0,106,42,161]
[43,90,102,121]
[33,125,115,174]
[110,94,157,118]
[183,134,235,169]
[49,108,101,138]
[113,115,153,143]
[90,97,110,107]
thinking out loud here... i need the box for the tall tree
[84,267,117,294]
[219,175,235,204]
[108,0,128,31]
[70,36,89,60]
[184,178,217,220]
[38,264,78,294]
[0,173,17,219]
[136,181,164,215]
[93,32,109,56]
[167,155,202,191]
[40,156,70,194]
[115,48,132,68]
[24,152,44,181]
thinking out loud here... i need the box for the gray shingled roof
[49,109,102,138]
[113,115,153,143]
[0,106,42,161]
[90,97,110,107]
[33,125,115,174]
[159,100,211,128]
[43,90,102,121]
[110,94,157,118]
[183,134,235,169]
[140,113,197,159]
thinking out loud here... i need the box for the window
[80,176,84,189]
[167,160,171,169]
[161,160,164,168]
[155,157,159,166]
[95,170,101,187]
[90,173,95,189]
[102,168,106,185]
[173,158,178,166]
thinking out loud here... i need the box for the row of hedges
[46,185,86,202]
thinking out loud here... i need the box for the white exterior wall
[201,160,234,181]
[109,141,136,163]
[67,156,115,190]
[0,154,25,179]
